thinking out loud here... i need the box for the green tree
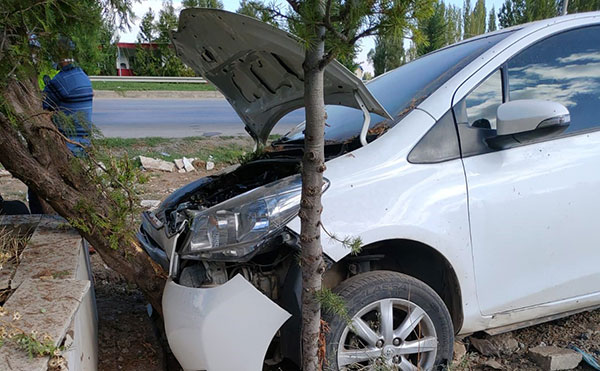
[156,0,178,43]
[368,33,405,76]
[417,0,447,56]
[471,0,487,36]
[488,6,497,31]
[276,0,434,368]
[463,0,472,37]
[497,0,557,28]
[567,0,600,13]
[133,2,196,76]
[0,0,165,318]
[237,0,277,25]
[138,8,156,43]
[182,0,224,8]
[446,4,462,44]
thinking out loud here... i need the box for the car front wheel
[324,271,454,370]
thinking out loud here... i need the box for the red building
[116,42,159,76]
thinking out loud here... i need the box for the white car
[138,9,600,371]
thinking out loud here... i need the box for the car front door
[458,25,600,316]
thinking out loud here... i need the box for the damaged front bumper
[162,275,291,371]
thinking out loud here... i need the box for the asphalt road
[92,98,305,138]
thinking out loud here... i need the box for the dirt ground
[2,154,600,370]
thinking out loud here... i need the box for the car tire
[323,270,454,370]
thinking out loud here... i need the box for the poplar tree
[488,6,497,31]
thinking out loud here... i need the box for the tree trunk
[0,77,167,312]
[300,6,327,371]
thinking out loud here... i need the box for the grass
[94,136,254,166]
[91,81,216,92]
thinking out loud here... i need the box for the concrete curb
[93,89,225,99]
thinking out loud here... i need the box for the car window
[465,70,503,129]
[507,25,600,134]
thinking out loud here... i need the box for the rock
[454,340,467,362]
[178,168,186,173]
[529,346,582,370]
[0,169,11,177]
[470,333,518,356]
[192,159,206,169]
[471,337,498,356]
[174,158,184,170]
[483,359,503,369]
[182,157,196,172]
[490,333,519,355]
[140,200,160,210]
[139,156,174,172]
[206,161,215,171]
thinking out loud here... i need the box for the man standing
[42,38,94,155]
[30,39,94,213]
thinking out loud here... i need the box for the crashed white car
[138,9,600,371]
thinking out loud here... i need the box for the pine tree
[417,1,447,56]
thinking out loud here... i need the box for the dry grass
[0,227,27,270]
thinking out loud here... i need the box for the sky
[118,0,506,73]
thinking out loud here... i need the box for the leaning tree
[0,0,167,312]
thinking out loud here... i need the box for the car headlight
[180,175,329,260]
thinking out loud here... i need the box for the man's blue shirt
[42,64,93,154]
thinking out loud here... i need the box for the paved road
[92,98,305,138]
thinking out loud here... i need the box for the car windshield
[278,31,515,143]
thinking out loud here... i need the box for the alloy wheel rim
[336,298,438,370]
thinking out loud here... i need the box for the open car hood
[172,9,391,144]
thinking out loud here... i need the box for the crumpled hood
[172,9,391,144]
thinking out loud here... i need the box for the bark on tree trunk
[300,8,328,371]
[0,77,167,312]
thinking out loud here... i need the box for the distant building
[116,42,159,76]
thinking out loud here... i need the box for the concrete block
[529,346,582,370]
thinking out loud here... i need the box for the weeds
[0,306,62,359]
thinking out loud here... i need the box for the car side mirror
[496,99,570,135]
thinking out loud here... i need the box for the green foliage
[470,0,487,36]
[463,0,472,38]
[138,9,157,43]
[445,5,462,44]
[488,6,497,32]
[91,81,215,91]
[368,33,405,76]
[283,0,434,70]
[183,0,224,8]
[132,1,196,77]
[316,288,351,324]
[416,0,447,56]
[497,0,559,28]
[567,0,600,13]
[237,0,278,25]
[0,307,62,359]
